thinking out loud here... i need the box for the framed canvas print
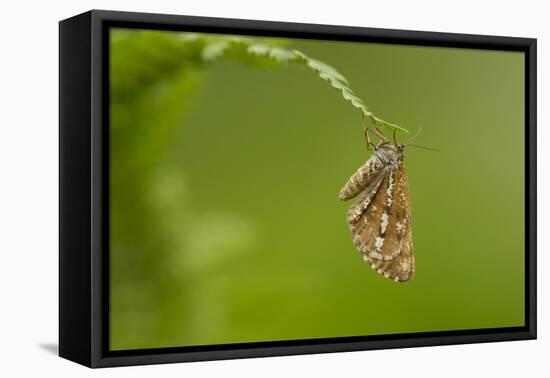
[59,10,536,368]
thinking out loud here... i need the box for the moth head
[375,143,404,165]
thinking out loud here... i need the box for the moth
[339,131,414,282]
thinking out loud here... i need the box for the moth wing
[349,164,415,282]
[345,171,386,224]
[339,154,384,201]
[382,230,414,282]
[347,169,390,259]
[381,164,415,282]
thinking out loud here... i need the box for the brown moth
[339,141,415,282]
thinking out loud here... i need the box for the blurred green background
[109,28,525,351]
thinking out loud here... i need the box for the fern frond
[187,34,409,134]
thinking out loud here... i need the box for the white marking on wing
[369,252,382,259]
[400,260,411,272]
[386,170,394,207]
[381,213,389,233]
[374,236,384,251]
[396,222,404,233]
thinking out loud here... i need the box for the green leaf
[341,89,366,109]
[201,40,229,61]
[247,44,271,56]
[268,47,295,63]
[194,34,409,134]
[372,116,409,134]
[304,57,349,85]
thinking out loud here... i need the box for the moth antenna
[405,143,439,152]
[392,129,398,145]
[405,125,423,144]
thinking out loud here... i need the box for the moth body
[339,143,415,282]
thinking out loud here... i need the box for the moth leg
[373,125,387,142]
[364,128,376,150]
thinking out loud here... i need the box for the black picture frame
[59,9,537,368]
